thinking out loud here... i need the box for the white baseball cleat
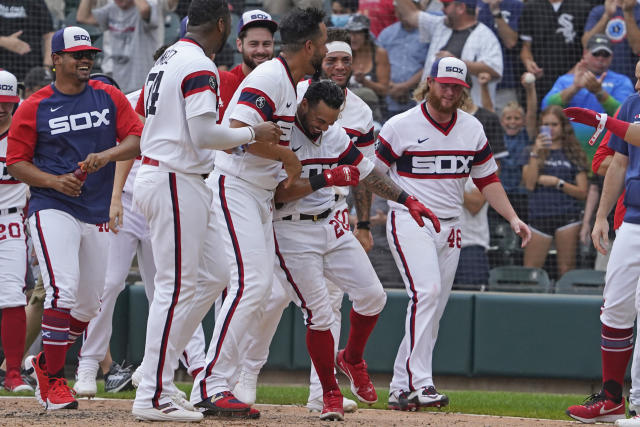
[132,401,203,422]
[131,365,143,388]
[171,390,194,411]
[232,370,258,405]
[307,396,357,413]
[617,416,640,426]
[74,365,97,398]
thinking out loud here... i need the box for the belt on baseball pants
[281,208,332,222]
[142,156,209,179]
[0,207,19,216]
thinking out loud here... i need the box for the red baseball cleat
[320,389,344,421]
[4,369,33,392]
[566,392,625,423]
[25,352,49,408]
[47,378,78,410]
[194,391,251,416]
[335,349,377,404]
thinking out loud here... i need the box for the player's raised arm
[564,107,640,147]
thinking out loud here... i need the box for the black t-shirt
[520,0,589,95]
[0,0,54,80]
[443,24,476,59]
[474,107,507,158]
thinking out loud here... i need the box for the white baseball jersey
[274,121,374,220]
[0,130,27,210]
[215,56,298,190]
[376,103,498,218]
[124,90,142,195]
[138,38,220,174]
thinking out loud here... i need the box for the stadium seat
[555,269,605,295]
[487,266,551,293]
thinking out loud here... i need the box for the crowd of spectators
[2,0,636,286]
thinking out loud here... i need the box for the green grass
[0,382,589,422]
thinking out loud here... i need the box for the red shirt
[593,128,625,231]
[359,0,397,37]
[218,64,247,123]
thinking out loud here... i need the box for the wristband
[556,179,565,190]
[247,126,256,144]
[492,9,502,18]
[357,221,371,230]
[530,152,539,158]
[588,113,608,146]
[309,173,327,191]
[397,190,410,205]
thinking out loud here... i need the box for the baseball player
[190,7,325,418]
[130,0,281,421]
[6,26,143,410]
[218,10,277,122]
[563,63,640,425]
[265,79,439,420]
[231,28,374,414]
[378,57,530,411]
[0,69,32,393]
[74,85,207,400]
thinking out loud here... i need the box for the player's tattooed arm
[353,184,372,222]
[360,167,404,202]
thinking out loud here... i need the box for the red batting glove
[564,107,630,143]
[563,107,600,127]
[404,196,440,232]
[324,165,360,187]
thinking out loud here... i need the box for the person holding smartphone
[521,105,589,277]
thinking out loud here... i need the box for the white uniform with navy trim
[133,38,229,411]
[192,56,299,403]
[78,90,206,380]
[0,130,28,309]
[376,103,498,394]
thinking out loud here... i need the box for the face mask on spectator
[331,14,350,27]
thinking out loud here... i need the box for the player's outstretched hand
[563,107,600,128]
[509,217,531,247]
[404,196,440,232]
[79,152,110,174]
[109,196,123,234]
[324,165,360,187]
[53,173,84,197]
[591,217,610,255]
[252,122,283,146]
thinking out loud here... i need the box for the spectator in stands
[329,0,358,28]
[345,14,390,120]
[358,0,396,38]
[218,10,277,121]
[519,0,590,104]
[542,34,634,162]
[477,0,523,110]
[499,73,538,222]
[0,1,54,80]
[22,66,54,99]
[521,105,588,277]
[77,0,162,93]
[262,0,323,18]
[583,0,640,82]
[453,180,491,289]
[377,0,429,121]
[395,0,503,109]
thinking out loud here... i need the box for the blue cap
[180,16,188,38]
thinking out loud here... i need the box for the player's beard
[321,69,352,88]
[299,111,321,140]
[242,51,270,71]
[311,51,324,81]
[427,91,461,115]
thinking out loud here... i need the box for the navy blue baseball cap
[441,0,477,7]
[51,26,101,53]
[180,16,188,38]
[238,10,278,33]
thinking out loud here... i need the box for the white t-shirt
[376,103,498,219]
[215,56,298,191]
[460,180,489,248]
[138,38,220,174]
[275,120,374,220]
[0,129,27,210]
[418,12,503,106]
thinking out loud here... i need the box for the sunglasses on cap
[592,50,611,58]
[59,50,98,60]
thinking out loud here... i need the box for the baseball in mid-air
[523,72,536,84]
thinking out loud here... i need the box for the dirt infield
[0,397,581,426]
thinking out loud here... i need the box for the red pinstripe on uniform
[390,211,418,392]
[152,173,182,408]
[199,175,245,399]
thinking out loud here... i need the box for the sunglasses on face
[64,50,98,60]
[592,51,611,58]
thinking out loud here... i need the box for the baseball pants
[387,209,460,393]
[0,211,27,309]
[78,192,206,375]
[30,209,109,321]
[192,172,276,403]
[132,167,229,410]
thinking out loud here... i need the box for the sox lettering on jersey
[411,155,474,175]
[49,109,110,135]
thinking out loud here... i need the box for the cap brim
[591,46,613,55]
[58,45,102,53]
[240,20,278,33]
[434,76,469,87]
[0,95,19,103]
